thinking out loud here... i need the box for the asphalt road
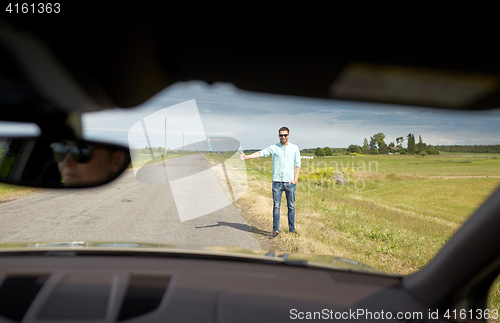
[0,154,260,249]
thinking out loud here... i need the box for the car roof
[2,12,500,116]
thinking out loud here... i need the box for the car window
[1,81,500,309]
[79,80,500,267]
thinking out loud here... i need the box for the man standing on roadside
[240,127,301,239]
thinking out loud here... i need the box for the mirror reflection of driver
[51,141,127,186]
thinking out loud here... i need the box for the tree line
[303,133,440,156]
[305,133,500,156]
[432,145,500,153]
[349,133,440,155]
[302,147,346,156]
[245,141,500,157]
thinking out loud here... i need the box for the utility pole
[183,133,184,153]
[164,118,167,157]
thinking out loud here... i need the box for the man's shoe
[269,231,279,239]
[290,231,299,236]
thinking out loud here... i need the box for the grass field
[238,153,500,311]
[130,152,192,168]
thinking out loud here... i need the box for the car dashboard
[0,250,430,323]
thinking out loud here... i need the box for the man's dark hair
[278,127,289,133]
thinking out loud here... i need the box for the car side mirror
[0,137,131,188]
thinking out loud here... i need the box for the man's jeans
[272,181,296,232]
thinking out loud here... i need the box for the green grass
[0,183,38,200]
[248,153,500,177]
[354,177,497,225]
[240,153,500,312]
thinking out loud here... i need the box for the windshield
[1,81,500,299]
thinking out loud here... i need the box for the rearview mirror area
[0,137,131,188]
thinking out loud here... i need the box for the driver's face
[279,131,289,145]
[57,146,115,186]
[55,141,125,187]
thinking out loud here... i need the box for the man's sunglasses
[50,142,94,163]
[279,134,289,137]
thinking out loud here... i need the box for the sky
[78,81,500,151]
[0,81,492,151]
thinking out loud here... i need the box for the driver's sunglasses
[279,134,289,137]
[50,142,94,163]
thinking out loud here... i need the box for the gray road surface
[0,154,260,249]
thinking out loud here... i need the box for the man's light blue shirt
[259,142,301,182]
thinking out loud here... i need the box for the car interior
[1,9,499,323]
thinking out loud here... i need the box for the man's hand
[289,166,300,185]
[241,151,261,160]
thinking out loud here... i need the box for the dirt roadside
[0,188,42,204]
[234,198,286,253]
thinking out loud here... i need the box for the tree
[370,133,387,153]
[363,138,370,154]
[324,147,333,156]
[407,133,416,154]
[348,144,362,154]
[315,147,325,156]
[416,135,427,153]
[378,141,389,154]
[396,137,404,146]
[426,145,439,155]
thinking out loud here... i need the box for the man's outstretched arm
[240,151,261,160]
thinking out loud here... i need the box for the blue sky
[81,81,500,150]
